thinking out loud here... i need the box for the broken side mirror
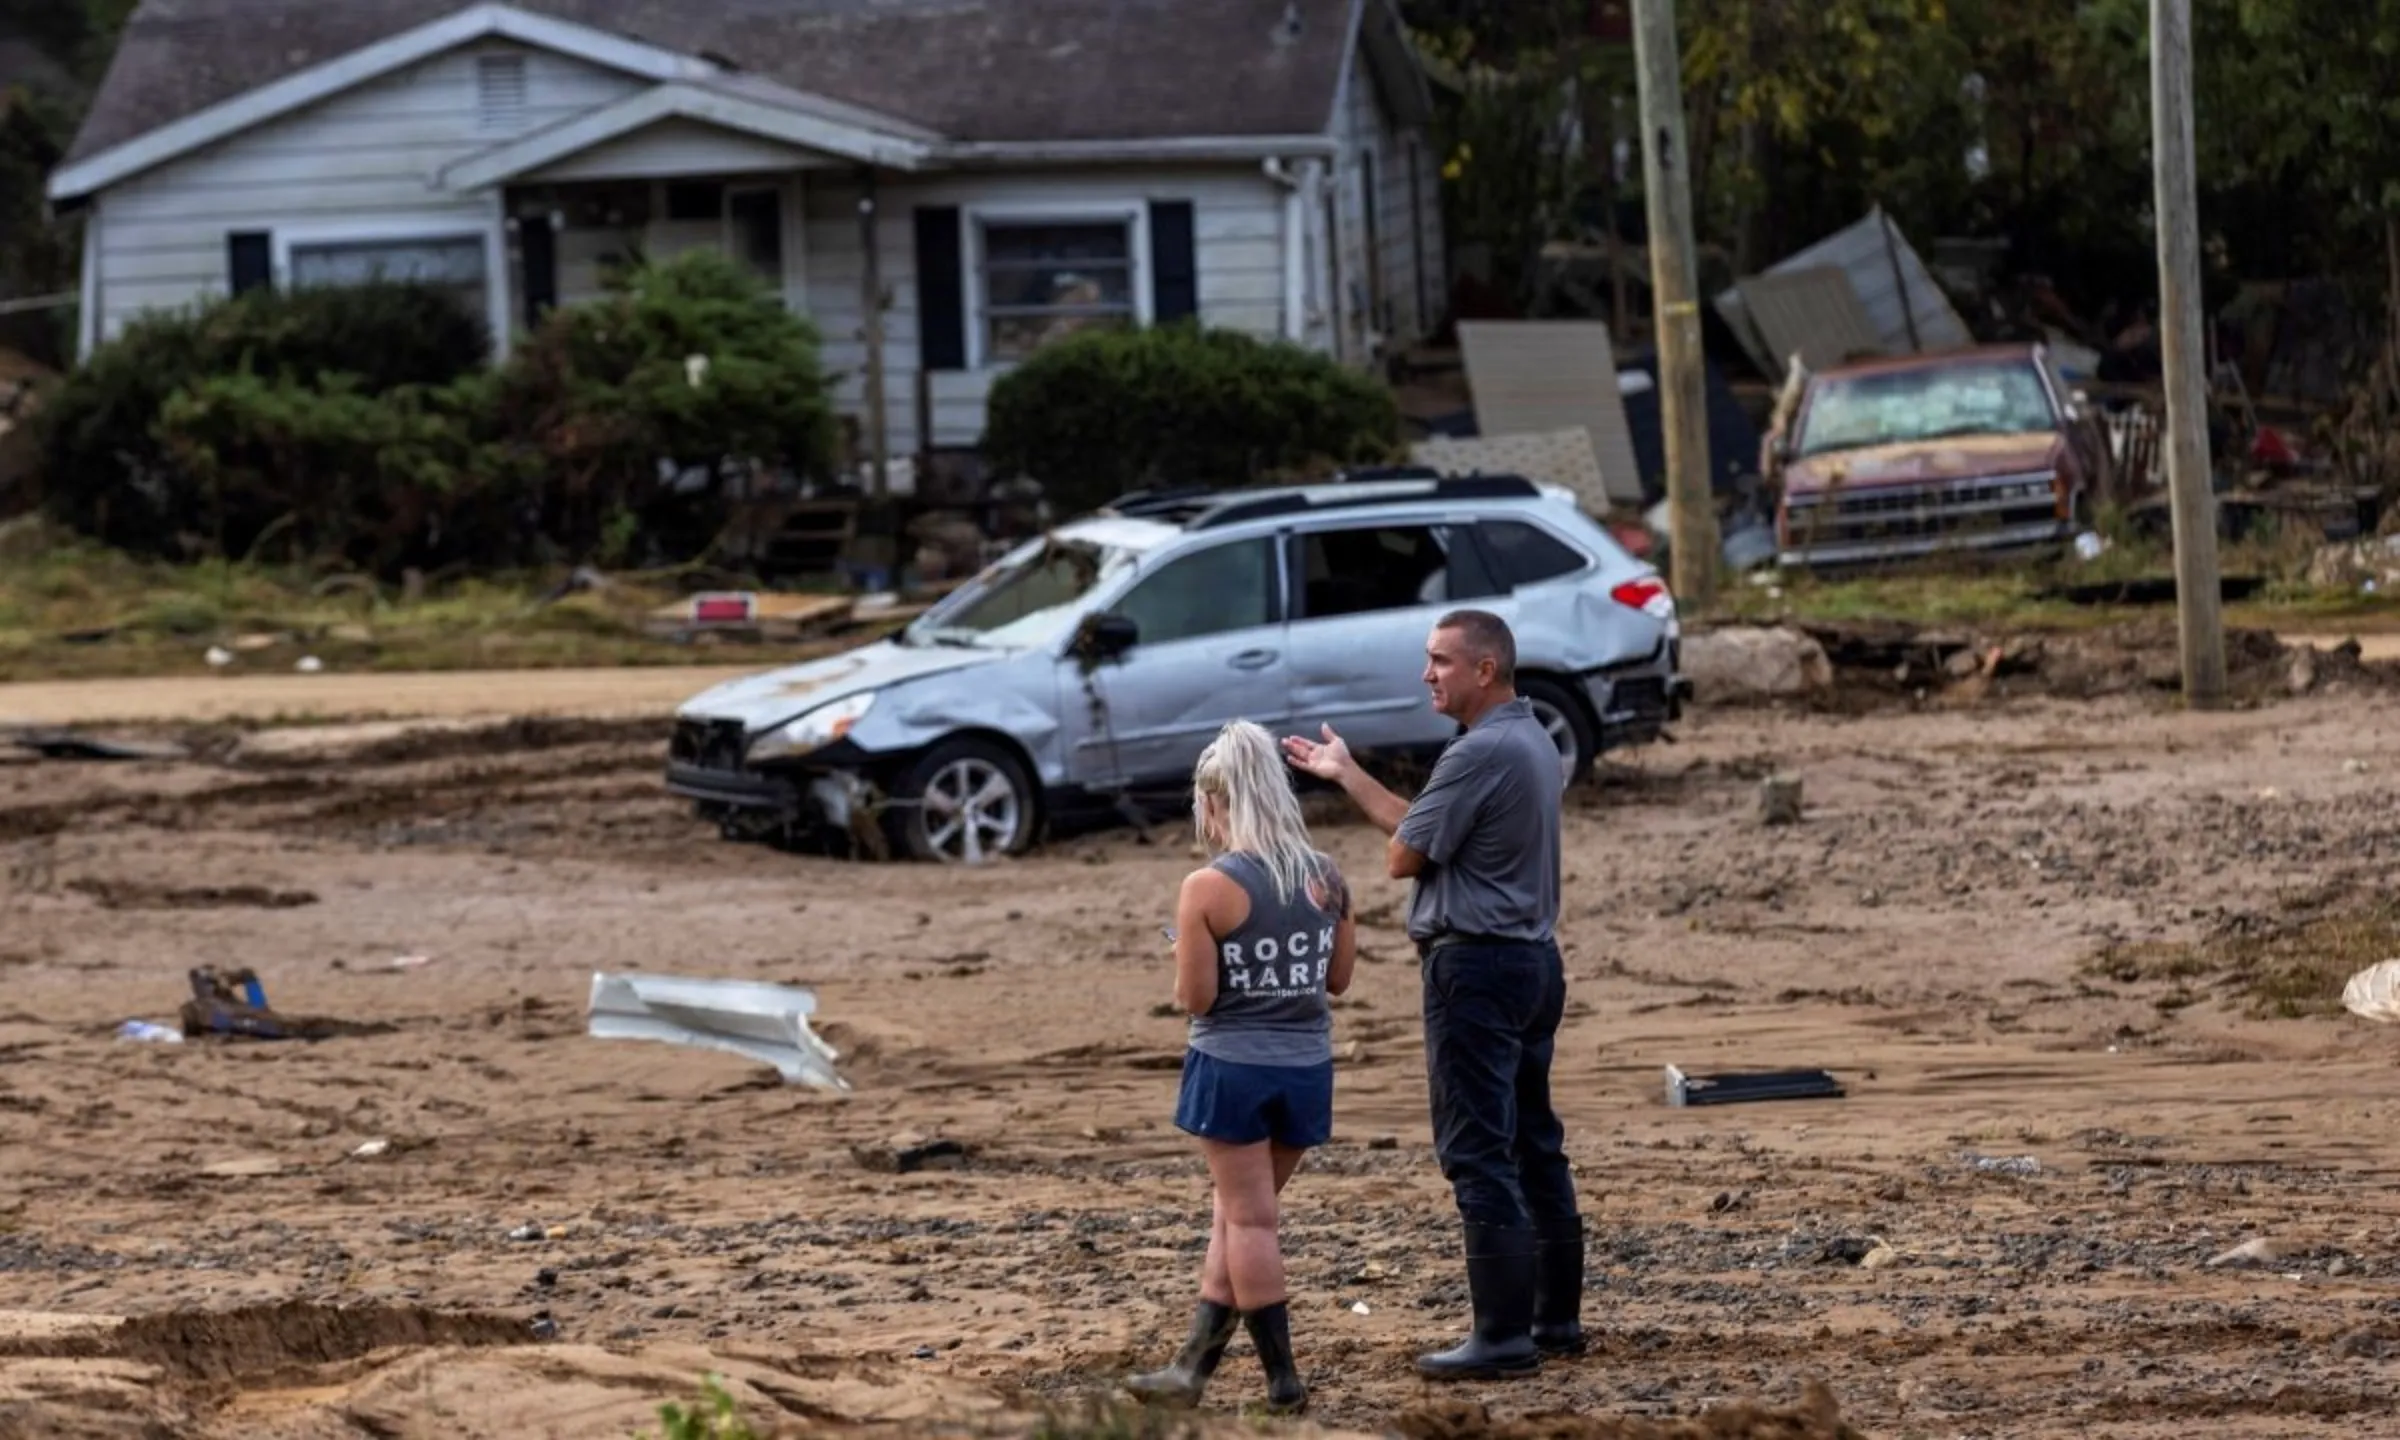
[1079,613,1138,661]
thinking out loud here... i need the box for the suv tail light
[1611,578,1676,620]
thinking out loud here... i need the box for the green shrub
[37,279,489,559]
[485,249,837,565]
[981,322,1403,517]
[152,368,525,574]
[38,250,835,574]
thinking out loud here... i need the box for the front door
[1064,535,1288,790]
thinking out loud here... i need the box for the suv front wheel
[885,737,1038,864]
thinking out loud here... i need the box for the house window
[979,218,1136,363]
[289,235,489,324]
[726,187,783,286]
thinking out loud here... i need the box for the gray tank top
[1188,850,1341,1067]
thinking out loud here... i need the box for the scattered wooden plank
[642,591,855,642]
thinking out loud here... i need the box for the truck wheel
[885,738,1038,864]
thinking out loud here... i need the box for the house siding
[90,40,643,341]
[1329,36,1437,361]
[803,165,1290,450]
[527,119,838,184]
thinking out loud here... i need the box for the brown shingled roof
[66,0,1364,166]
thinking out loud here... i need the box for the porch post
[857,166,889,499]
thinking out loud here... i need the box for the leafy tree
[2193,0,2400,320]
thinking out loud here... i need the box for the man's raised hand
[1282,723,1354,783]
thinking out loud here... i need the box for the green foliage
[38,250,836,575]
[643,1377,758,1440]
[1431,59,1582,311]
[0,92,78,365]
[37,279,490,562]
[981,322,1403,516]
[485,248,837,564]
[152,369,521,574]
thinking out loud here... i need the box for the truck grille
[669,718,748,772]
[1783,471,2061,552]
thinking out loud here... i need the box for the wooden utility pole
[1630,0,1718,609]
[2149,0,2226,705]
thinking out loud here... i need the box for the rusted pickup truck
[1764,342,2110,570]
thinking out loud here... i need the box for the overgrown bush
[484,249,837,565]
[981,322,1403,517]
[36,250,836,574]
[153,369,524,575]
[37,279,490,560]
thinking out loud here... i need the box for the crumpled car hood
[673,638,1001,731]
[1785,432,2062,495]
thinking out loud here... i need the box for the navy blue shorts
[1174,1049,1334,1149]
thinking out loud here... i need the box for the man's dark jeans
[1419,937,1577,1228]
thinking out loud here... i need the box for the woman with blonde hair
[1124,719,1356,1415]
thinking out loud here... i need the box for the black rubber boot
[1243,1301,1309,1414]
[1415,1223,1542,1380]
[1531,1213,1587,1356]
[1123,1298,1238,1407]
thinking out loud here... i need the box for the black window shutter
[521,216,558,328]
[1149,199,1197,324]
[227,231,272,295]
[914,206,965,371]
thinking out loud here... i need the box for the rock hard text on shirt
[1220,923,1339,996]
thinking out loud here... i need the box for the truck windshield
[905,537,1137,650]
[1797,360,2056,456]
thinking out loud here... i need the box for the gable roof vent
[477,53,528,133]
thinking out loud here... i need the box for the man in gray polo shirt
[1283,608,1580,1381]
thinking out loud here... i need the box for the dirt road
[0,664,760,728]
[5,660,2400,1438]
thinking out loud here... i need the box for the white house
[48,0,1449,460]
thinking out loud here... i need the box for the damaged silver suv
[666,473,1688,863]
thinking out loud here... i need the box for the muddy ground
[4,636,2400,1439]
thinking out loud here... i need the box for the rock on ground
[1682,626,1834,705]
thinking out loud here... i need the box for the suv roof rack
[1100,485,1223,524]
[1330,464,1446,483]
[1187,472,1541,530]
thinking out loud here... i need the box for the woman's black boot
[1123,1298,1239,1407]
[1243,1301,1309,1414]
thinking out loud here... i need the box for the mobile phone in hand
[1161,924,1178,942]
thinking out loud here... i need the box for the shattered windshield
[905,537,1137,649]
[1797,360,2057,456]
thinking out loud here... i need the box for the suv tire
[885,737,1038,864]
[1519,676,1597,788]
